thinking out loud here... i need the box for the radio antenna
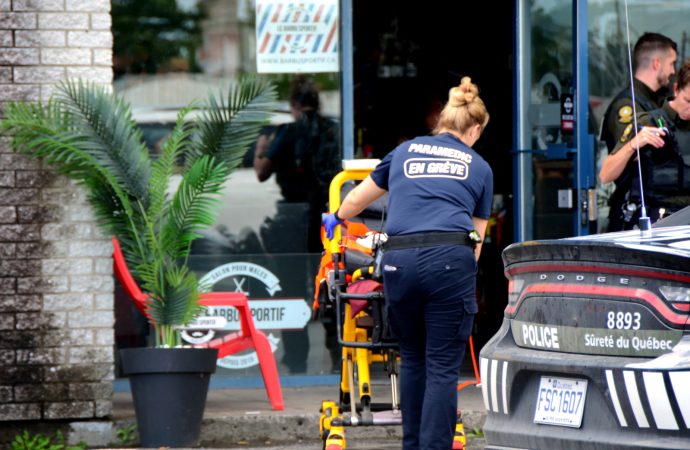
[623,0,652,235]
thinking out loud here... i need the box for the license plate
[534,376,588,428]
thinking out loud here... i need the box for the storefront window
[588,0,690,230]
[112,0,343,379]
[515,0,690,240]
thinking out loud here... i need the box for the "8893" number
[606,311,641,330]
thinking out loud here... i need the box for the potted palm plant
[1,78,277,447]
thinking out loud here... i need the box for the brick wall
[0,0,114,421]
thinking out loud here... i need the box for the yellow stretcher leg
[452,411,466,449]
[355,327,371,407]
[319,400,339,440]
[339,304,356,404]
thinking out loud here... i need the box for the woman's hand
[599,125,667,184]
[323,212,344,240]
[630,125,666,150]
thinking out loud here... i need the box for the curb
[106,410,486,448]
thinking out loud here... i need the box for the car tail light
[659,286,690,302]
[505,278,525,316]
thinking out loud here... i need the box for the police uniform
[264,111,340,253]
[263,111,340,373]
[600,79,668,231]
[613,99,690,225]
[370,132,493,450]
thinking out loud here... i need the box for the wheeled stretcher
[314,161,476,450]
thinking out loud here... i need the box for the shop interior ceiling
[351,1,513,198]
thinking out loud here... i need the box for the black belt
[384,232,475,251]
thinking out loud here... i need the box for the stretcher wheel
[452,412,466,449]
[324,434,345,450]
[323,424,346,450]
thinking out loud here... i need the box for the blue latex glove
[323,212,344,240]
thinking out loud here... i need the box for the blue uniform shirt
[370,132,493,236]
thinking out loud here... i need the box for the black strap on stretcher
[383,231,476,251]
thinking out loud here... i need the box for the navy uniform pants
[382,244,477,450]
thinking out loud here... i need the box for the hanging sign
[561,93,574,134]
[255,0,339,73]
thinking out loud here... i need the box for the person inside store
[599,32,678,231]
[253,76,341,374]
[253,76,341,253]
[323,77,492,450]
[600,59,690,226]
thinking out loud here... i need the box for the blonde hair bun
[432,76,489,136]
[449,76,479,107]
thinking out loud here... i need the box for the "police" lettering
[522,324,560,349]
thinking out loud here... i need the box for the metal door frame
[340,0,354,160]
[513,0,595,242]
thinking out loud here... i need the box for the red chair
[112,237,284,411]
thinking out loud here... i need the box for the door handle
[587,188,597,222]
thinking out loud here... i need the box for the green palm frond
[82,176,142,245]
[190,76,276,169]
[134,246,161,298]
[148,105,197,225]
[3,100,92,176]
[1,100,138,234]
[87,191,146,272]
[145,265,202,332]
[161,155,228,259]
[56,80,152,203]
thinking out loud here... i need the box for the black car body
[480,212,690,449]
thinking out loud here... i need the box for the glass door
[514,0,595,241]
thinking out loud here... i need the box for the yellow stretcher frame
[318,161,472,450]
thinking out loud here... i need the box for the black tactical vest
[630,108,690,206]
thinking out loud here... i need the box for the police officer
[600,59,690,225]
[600,32,677,231]
[254,76,340,253]
[324,77,492,450]
[254,77,341,374]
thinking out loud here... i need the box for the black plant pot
[119,347,219,448]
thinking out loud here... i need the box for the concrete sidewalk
[106,382,487,449]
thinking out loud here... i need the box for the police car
[480,208,690,450]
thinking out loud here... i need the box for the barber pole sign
[256,0,339,73]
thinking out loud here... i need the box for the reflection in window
[588,1,690,127]
[112,0,343,377]
[588,1,690,230]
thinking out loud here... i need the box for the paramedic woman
[323,77,493,450]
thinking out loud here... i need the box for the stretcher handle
[339,292,385,301]
[327,169,375,255]
[337,338,399,350]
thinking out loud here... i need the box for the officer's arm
[337,176,387,219]
[599,126,665,184]
[471,217,489,261]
